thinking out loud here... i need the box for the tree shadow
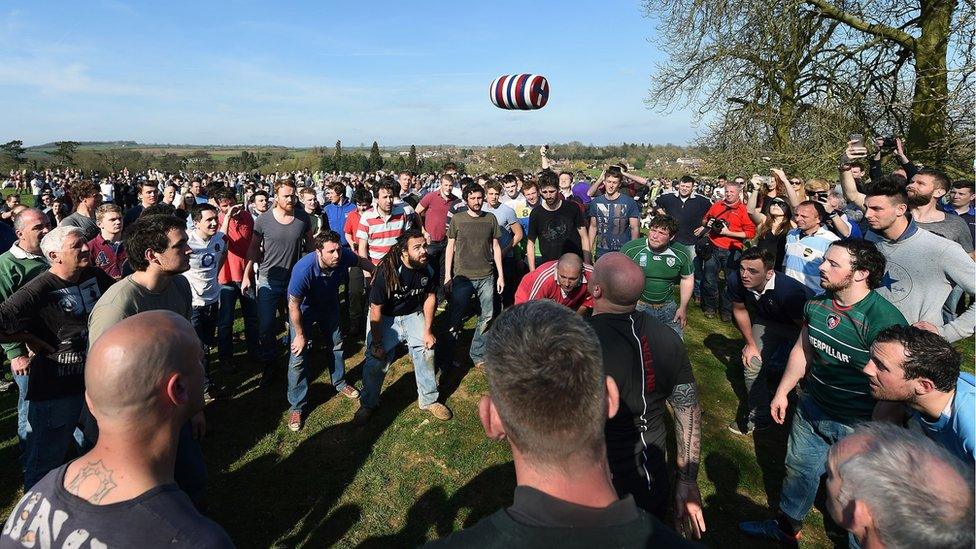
[358,461,516,547]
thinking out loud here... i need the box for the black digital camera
[707,217,727,232]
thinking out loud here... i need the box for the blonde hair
[95,203,122,224]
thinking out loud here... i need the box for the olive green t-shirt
[448,211,501,280]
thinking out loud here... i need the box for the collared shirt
[514,260,594,310]
[287,249,359,323]
[323,200,356,246]
[726,271,812,325]
[356,203,415,265]
[784,225,840,293]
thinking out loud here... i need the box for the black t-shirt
[527,201,585,262]
[0,267,115,401]
[369,262,435,317]
[423,486,698,548]
[755,230,787,272]
[725,271,811,326]
[655,193,712,246]
[587,312,695,479]
[1,464,234,548]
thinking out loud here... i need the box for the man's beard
[820,272,853,292]
[406,255,427,269]
[906,190,931,208]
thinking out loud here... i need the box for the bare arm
[746,177,767,225]
[492,238,504,293]
[443,238,456,283]
[578,226,592,264]
[669,382,706,538]
[770,326,810,424]
[586,170,606,198]
[773,168,801,209]
[839,141,867,211]
[507,221,523,253]
[526,239,536,271]
[287,296,305,355]
[629,216,640,241]
[587,217,598,256]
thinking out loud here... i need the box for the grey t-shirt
[917,214,975,253]
[88,275,192,349]
[1,464,234,548]
[60,211,99,241]
[253,210,310,281]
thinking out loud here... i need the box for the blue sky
[0,1,700,147]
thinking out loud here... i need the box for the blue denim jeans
[445,275,496,364]
[360,311,438,410]
[217,281,259,361]
[191,302,218,390]
[779,394,856,523]
[24,393,84,489]
[287,318,347,413]
[742,321,799,428]
[637,300,682,339]
[942,284,967,324]
[256,275,290,363]
[14,373,28,444]
[701,246,740,314]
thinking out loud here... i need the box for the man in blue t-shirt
[285,230,373,432]
[726,247,812,435]
[865,324,975,464]
[322,181,356,248]
[587,171,640,257]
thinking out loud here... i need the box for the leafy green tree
[407,145,418,171]
[1,140,26,167]
[333,140,343,172]
[48,141,79,167]
[368,141,384,171]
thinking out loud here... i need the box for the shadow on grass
[204,359,418,548]
[358,461,515,547]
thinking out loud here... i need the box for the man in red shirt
[213,187,258,371]
[415,174,459,299]
[343,187,373,335]
[514,253,594,315]
[88,204,126,280]
[694,180,756,321]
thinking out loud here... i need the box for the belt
[639,300,670,309]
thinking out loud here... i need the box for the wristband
[828,210,840,219]
[838,164,852,172]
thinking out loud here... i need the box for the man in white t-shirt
[183,203,227,401]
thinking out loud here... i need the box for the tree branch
[803,0,917,51]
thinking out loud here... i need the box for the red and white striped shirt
[514,259,594,310]
[356,203,415,265]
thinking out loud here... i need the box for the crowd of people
[0,136,973,548]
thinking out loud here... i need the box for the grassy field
[0,186,973,547]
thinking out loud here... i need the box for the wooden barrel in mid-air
[489,74,549,110]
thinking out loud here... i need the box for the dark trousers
[191,303,219,390]
[702,247,741,314]
[426,240,447,300]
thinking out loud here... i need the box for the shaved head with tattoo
[0,311,234,547]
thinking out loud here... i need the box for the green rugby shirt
[619,239,693,304]
[803,291,907,422]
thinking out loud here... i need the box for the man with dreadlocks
[354,229,451,424]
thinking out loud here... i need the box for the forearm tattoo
[66,460,118,504]
[669,383,702,482]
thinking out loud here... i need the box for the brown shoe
[421,402,453,421]
[287,410,302,432]
[339,385,360,399]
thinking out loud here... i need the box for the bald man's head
[86,311,203,428]
[556,253,583,272]
[592,252,644,308]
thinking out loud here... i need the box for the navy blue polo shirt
[287,248,359,323]
[324,200,357,246]
[655,192,712,246]
[725,271,812,325]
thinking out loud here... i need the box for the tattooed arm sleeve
[668,382,702,482]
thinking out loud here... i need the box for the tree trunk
[907,0,955,164]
